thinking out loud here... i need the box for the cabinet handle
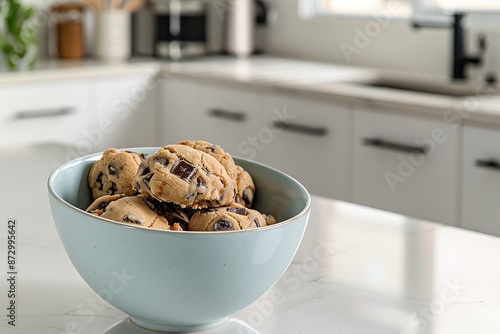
[475,159,500,171]
[273,121,328,137]
[15,107,76,119]
[363,138,428,155]
[207,109,247,122]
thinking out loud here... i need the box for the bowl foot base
[130,316,229,332]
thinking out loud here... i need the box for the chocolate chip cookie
[178,140,238,180]
[134,145,235,208]
[86,194,125,216]
[87,195,177,230]
[189,203,268,231]
[234,166,255,208]
[88,148,146,200]
[143,197,190,230]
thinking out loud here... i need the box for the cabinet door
[261,91,353,201]
[462,124,500,236]
[197,82,265,158]
[91,74,158,152]
[162,77,204,144]
[162,77,266,158]
[353,109,461,226]
[0,80,90,148]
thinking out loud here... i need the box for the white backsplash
[263,0,500,81]
[17,0,500,83]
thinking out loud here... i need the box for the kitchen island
[1,143,499,334]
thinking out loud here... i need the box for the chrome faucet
[413,13,486,81]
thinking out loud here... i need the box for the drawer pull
[208,109,247,122]
[15,107,76,119]
[273,121,328,137]
[363,138,428,155]
[475,159,500,171]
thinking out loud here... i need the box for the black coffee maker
[156,0,207,59]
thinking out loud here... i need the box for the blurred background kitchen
[3,0,500,238]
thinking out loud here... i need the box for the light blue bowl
[48,148,310,332]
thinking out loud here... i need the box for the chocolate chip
[206,144,218,152]
[145,198,156,211]
[110,183,117,194]
[242,188,254,206]
[227,207,247,215]
[109,163,117,175]
[97,201,110,211]
[214,218,234,231]
[97,173,104,190]
[216,192,224,204]
[135,181,141,191]
[123,215,144,225]
[196,176,205,187]
[171,159,197,182]
[163,205,189,222]
[126,151,147,161]
[143,173,153,189]
[153,156,169,167]
[196,176,207,194]
[254,218,261,228]
[137,162,150,176]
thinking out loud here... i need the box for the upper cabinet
[352,108,462,226]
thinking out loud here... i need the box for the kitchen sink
[353,78,497,97]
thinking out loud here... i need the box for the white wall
[19,0,500,82]
[262,0,500,80]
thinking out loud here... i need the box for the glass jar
[51,3,85,59]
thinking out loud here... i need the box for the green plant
[0,0,36,70]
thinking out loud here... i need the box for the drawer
[162,78,266,158]
[0,80,90,147]
[462,124,500,236]
[197,82,266,157]
[261,91,353,201]
[91,74,158,151]
[161,77,203,144]
[353,109,461,225]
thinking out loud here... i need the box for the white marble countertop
[2,56,500,125]
[1,143,500,334]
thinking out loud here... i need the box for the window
[313,0,412,17]
[432,0,500,11]
[313,0,500,17]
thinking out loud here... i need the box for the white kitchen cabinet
[353,108,461,226]
[161,77,266,158]
[161,77,203,144]
[261,90,353,200]
[462,124,500,236]
[90,74,159,152]
[0,80,90,147]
